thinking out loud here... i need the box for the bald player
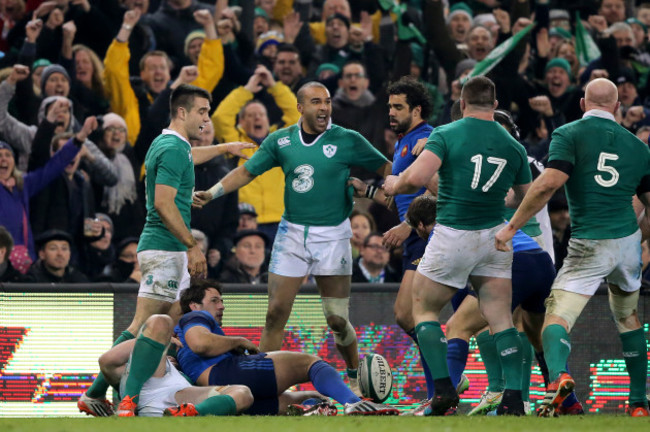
[496,78,650,417]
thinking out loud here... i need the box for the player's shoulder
[265,124,297,148]
[178,310,214,328]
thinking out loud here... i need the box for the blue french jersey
[174,310,234,383]
[393,122,434,221]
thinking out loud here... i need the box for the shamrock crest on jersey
[323,144,337,158]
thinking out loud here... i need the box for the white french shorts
[552,230,642,296]
[417,223,513,289]
[120,358,192,417]
[269,218,353,277]
[137,250,191,302]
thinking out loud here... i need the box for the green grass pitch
[1,415,648,432]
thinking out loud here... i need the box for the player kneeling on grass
[99,314,253,417]
[174,279,400,416]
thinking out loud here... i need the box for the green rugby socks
[415,321,450,380]
[196,394,238,416]
[542,324,571,381]
[519,332,533,401]
[476,330,504,392]
[122,335,167,404]
[494,328,523,391]
[86,330,135,398]
[619,328,648,405]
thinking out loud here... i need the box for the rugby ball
[358,353,393,403]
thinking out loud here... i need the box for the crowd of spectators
[1,0,649,284]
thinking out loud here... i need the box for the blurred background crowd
[1,0,650,286]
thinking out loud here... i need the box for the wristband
[122,24,133,30]
[207,182,225,201]
[365,184,378,199]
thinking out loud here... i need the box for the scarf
[103,152,136,214]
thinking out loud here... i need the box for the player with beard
[193,81,391,398]
[379,76,439,402]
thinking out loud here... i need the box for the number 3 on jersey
[470,154,507,192]
[594,152,619,187]
[292,164,315,193]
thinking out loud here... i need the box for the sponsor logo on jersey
[560,338,571,349]
[278,136,291,147]
[323,144,337,158]
[400,145,408,157]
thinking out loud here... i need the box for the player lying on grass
[173,278,400,416]
[99,314,253,417]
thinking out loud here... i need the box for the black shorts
[208,353,278,399]
[512,249,555,314]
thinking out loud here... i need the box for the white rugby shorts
[269,218,353,277]
[552,230,642,296]
[417,223,513,288]
[137,250,191,302]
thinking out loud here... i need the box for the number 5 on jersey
[595,152,619,187]
[470,154,507,192]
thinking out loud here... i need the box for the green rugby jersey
[424,117,531,230]
[244,123,388,226]
[138,131,195,252]
[548,114,650,239]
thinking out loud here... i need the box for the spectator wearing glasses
[351,232,399,283]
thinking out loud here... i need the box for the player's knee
[231,385,254,412]
[394,304,413,332]
[544,289,590,332]
[143,314,174,339]
[322,297,356,346]
[265,304,292,328]
[608,286,641,333]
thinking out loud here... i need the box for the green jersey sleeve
[244,136,280,176]
[548,127,575,165]
[513,147,532,185]
[423,128,447,162]
[155,145,190,189]
[350,131,389,172]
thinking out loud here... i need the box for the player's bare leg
[260,273,304,351]
[394,270,416,332]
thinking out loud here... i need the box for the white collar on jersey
[297,117,332,147]
[582,109,616,122]
[162,129,191,148]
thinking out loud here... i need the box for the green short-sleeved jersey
[138,131,195,252]
[244,123,388,226]
[424,117,531,230]
[548,115,650,239]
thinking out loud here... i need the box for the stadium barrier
[0,283,648,416]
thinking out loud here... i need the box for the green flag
[466,23,535,79]
[575,12,601,67]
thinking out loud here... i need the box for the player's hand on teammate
[383,222,411,248]
[222,141,256,159]
[411,137,427,156]
[187,244,207,278]
[494,225,515,252]
[383,175,399,196]
[192,191,213,209]
[347,177,368,197]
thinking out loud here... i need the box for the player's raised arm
[191,141,256,165]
